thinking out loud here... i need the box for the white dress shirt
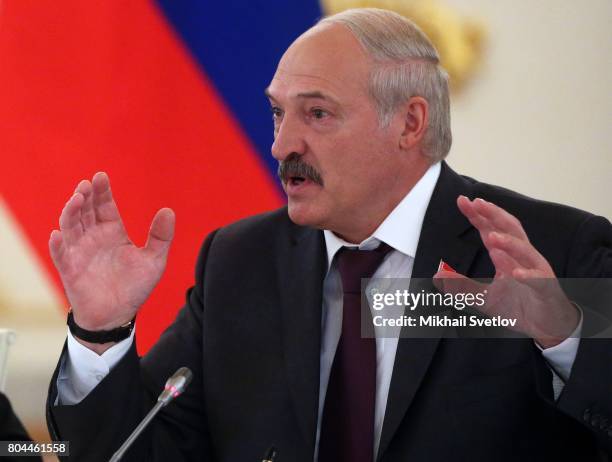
[57,161,581,461]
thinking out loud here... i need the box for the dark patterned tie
[318,242,393,462]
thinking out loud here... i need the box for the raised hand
[434,196,579,348]
[49,172,175,349]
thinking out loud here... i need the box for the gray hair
[318,8,452,161]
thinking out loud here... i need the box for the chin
[287,201,328,229]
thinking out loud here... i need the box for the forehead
[267,24,372,103]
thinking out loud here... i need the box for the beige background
[446,0,611,219]
[0,0,609,452]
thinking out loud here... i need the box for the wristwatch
[67,310,136,344]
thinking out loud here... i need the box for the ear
[399,96,429,151]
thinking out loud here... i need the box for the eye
[270,106,283,120]
[311,108,328,120]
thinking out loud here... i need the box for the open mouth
[289,175,306,186]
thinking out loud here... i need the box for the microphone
[108,367,193,462]
[157,366,193,405]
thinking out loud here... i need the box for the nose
[271,114,307,162]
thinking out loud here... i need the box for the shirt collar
[323,161,441,270]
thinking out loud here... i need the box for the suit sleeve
[0,393,42,462]
[46,230,218,462]
[537,215,612,455]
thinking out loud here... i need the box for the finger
[471,198,528,240]
[457,196,494,234]
[48,229,66,269]
[75,179,95,229]
[513,268,555,291]
[486,231,550,272]
[59,193,85,245]
[458,197,509,261]
[489,248,526,278]
[92,172,122,223]
[145,208,175,257]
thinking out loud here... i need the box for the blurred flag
[0,0,323,351]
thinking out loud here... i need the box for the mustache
[277,154,324,186]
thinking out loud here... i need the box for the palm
[481,276,569,340]
[49,173,175,330]
[62,224,159,323]
[435,196,578,347]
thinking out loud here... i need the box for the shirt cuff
[56,327,135,405]
[538,305,583,383]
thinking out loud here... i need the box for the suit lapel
[377,162,482,460]
[277,221,327,454]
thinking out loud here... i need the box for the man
[46,8,611,461]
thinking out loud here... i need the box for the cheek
[328,133,391,178]
[312,120,396,192]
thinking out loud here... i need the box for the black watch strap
[67,310,136,344]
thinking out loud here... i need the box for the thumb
[145,208,175,257]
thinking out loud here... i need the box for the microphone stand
[108,367,192,462]
[108,401,164,462]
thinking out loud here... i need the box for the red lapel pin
[438,259,458,273]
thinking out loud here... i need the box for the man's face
[266,24,408,239]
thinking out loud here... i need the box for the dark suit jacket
[0,392,42,461]
[47,162,612,461]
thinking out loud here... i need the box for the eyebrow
[264,88,339,105]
